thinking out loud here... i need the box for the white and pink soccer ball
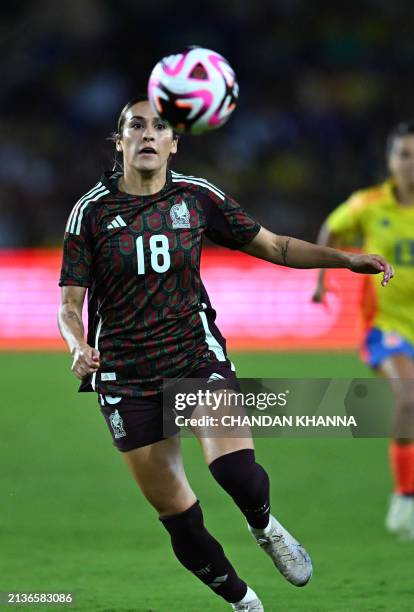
[148,46,239,135]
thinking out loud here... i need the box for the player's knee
[144,480,197,516]
[397,399,414,413]
[395,399,414,425]
[152,489,197,516]
[209,449,269,498]
[161,500,203,529]
[394,400,414,440]
[159,501,226,573]
[159,501,208,558]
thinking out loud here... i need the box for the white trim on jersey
[66,182,103,233]
[171,171,225,201]
[66,183,109,235]
[74,187,110,235]
[198,302,226,361]
[91,314,103,391]
[171,171,226,196]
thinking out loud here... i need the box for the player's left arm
[240,226,394,286]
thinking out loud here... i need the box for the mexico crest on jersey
[170,200,191,228]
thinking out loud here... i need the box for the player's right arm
[58,186,103,380]
[312,222,343,302]
[312,193,365,302]
[58,286,100,380]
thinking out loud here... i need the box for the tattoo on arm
[281,238,290,265]
[66,309,84,335]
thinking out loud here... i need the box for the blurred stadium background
[2,1,414,610]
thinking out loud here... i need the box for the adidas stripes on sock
[160,501,247,603]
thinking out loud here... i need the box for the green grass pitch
[2,351,414,611]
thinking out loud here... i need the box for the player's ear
[387,154,394,175]
[115,134,123,152]
[170,134,179,155]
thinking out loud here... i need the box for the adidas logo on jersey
[207,373,226,383]
[107,215,127,229]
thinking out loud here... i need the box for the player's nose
[142,126,156,141]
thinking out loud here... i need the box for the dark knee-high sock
[209,449,270,529]
[160,501,247,603]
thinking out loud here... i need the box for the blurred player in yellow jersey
[313,121,414,539]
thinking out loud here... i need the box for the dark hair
[109,94,179,171]
[111,94,179,140]
[116,94,149,136]
[386,120,414,157]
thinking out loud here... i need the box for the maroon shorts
[99,362,239,452]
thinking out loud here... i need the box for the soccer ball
[148,46,239,135]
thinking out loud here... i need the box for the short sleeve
[199,190,261,249]
[59,208,93,287]
[326,192,367,244]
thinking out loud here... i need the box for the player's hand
[312,283,327,303]
[347,253,394,287]
[71,342,101,380]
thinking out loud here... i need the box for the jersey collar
[382,179,398,207]
[100,169,174,199]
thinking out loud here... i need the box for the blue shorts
[362,327,414,369]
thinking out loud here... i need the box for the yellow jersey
[326,180,414,344]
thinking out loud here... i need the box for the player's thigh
[379,354,414,441]
[198,435,255,466]
[378,353,414,400]
[122,434,197,516]
[190,388,255,465]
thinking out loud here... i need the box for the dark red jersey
[59,169,261,397]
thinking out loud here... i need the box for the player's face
[117,101,177,172]
[388,135,414,187]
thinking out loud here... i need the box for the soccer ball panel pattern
[148,46,239,134]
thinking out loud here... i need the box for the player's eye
[155,122,168,130]
[131,121,144,129]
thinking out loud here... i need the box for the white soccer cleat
[385,493,414,538]
[231,598,264,611]
[249,515,312,587]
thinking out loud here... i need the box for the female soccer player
[58,97,393,611]
[313,121,414,540]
